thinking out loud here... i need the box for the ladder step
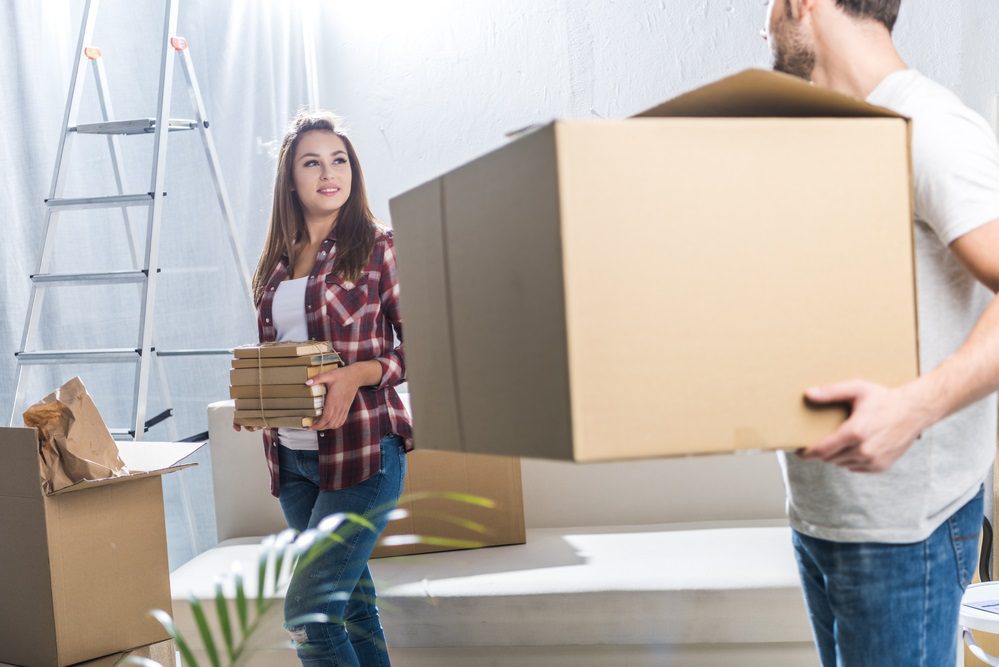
[45,193,157,209]
[15,348,145,364]
[72,118,199,135]
[30,269,157,286]
[155,348,233,357]
[110,409,174,439]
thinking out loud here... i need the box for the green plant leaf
[214,579,235,661]
[285,612,331,626]
[273,548,288,591]
[189,595,222,667]
[137,490,500,667]
[401,491,497,509]
[401,510,489,534]
[150,609,200,667]
[234,571,249,635]
[342,511,376,532]
[295,531,346,572]
[256,536,273,615]
[273,529,298,581]
[385,534,486,549]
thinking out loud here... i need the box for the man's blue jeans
[793,487,983,667]
[278,435,406,667]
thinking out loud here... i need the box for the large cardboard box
[0,430,203,667]
[373,449,526,557]
[389,69,918,462]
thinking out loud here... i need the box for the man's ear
[796,0,821,20]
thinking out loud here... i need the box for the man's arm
[799,219,999,472]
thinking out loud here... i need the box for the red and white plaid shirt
[257,229,413,494]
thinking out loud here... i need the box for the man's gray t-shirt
[779,70,999,543]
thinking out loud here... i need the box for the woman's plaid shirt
[256,230,413,495]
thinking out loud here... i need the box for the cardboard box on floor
[0,640,176,667]
[389,68,919,462]
[0,430,204,667]
[68,639,177,667]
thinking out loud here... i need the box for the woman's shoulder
[357,225,396,280]
[372,224,395,247]
[370,225,397,261]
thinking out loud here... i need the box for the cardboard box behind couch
[209,400,525,558]
[389,68,919,463]
[0,428,202,667]
[374,448,525,557]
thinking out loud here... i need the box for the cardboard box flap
[634,68,904,120]
[48,441,205,496]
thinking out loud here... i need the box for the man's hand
[232,422,260,433]
[798,380,935,473]
[308,366,364,431]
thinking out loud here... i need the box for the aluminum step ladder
[9,0,254,439]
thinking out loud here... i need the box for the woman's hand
[309,366,364,431]
[232,422,260,432]
[308,361,384,431]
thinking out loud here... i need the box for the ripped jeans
[278,436,406,666]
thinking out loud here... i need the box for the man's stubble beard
[771,14,816,80]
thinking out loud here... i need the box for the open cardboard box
[0,429,204,667]
[389,68,919,462]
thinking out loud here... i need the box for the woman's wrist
[344,360,383,388]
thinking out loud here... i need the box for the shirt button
[319,252,326,257]
[265,318,270,323]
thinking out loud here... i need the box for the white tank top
[272,276,319,451]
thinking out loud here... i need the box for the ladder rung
[109,409,174,439]
[15,348,144,364]
[72,118,199,135]
[156,348,233,357]
[45,193,157,209]
[30,269,155,286]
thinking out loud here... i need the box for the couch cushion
[170,520,811,651]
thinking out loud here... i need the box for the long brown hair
[252,110,381,303]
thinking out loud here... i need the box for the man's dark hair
[834,0,901,32]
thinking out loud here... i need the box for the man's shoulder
[881,71,984,126]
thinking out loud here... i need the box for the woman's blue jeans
[793,487,983,667]
[278,435,406,666]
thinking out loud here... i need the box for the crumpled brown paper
[22,377,128,494]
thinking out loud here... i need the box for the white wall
[305,0,999,225]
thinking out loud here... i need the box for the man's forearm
[908,292,999,429]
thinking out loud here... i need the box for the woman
[237,110,412,666]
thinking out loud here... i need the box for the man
[764,0,999,664]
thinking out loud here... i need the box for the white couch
[170,399,816,667]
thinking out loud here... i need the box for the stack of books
[230,341,341,428]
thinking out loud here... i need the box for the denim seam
[920,536,929,667]
[948,513,968,591]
